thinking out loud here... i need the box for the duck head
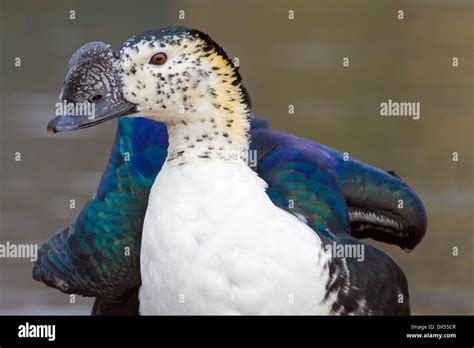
[48,27,251,152]
[47,41,137,133]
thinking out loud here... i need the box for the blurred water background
[0,0,472,314]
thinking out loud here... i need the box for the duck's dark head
[48,27,250,139]
[47,41,136,133]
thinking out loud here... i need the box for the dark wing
[341,158,427,251]
[34,115,425,315]
[250,126,350,237]
[33,118,167,300]
[251,121,427,251]
[251,126,412,315]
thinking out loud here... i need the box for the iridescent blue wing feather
[34,116,426,314]
[341,158,427,250]
[251,127,413,314]
[250,127,350,236]
[34,118,167,299]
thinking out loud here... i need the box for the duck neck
[164,111,250,166]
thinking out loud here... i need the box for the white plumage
[139,159,334,314]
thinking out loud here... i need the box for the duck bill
[47,101,137,134]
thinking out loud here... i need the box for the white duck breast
[139,159,333,314]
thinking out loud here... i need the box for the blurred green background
[0,0,472,314]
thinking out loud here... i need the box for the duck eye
[88,94,103,103]
[149,52,167,65]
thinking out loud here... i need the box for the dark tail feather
[91,287,140,315]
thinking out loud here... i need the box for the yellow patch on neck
[192,38,250,147]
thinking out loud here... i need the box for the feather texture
[33,116,425,314]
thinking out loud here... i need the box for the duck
[34,27,427,315]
